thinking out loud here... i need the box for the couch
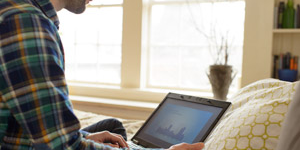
[75,78,299,150]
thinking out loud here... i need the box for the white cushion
[204,79,299,150]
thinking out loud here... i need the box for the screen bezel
[131,92,231,148]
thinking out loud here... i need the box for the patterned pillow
[204,79,299,150]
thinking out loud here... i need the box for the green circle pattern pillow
[204,79,299,150]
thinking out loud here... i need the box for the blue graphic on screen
[145,103,213,144]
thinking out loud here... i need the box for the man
[0,0,205,149]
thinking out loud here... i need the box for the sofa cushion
[204,79,299,150]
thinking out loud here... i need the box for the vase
[207,65,236,100]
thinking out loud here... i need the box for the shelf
[273,29,300,34]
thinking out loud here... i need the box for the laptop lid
[130,92,231,149]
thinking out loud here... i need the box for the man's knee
[104,118,123,127]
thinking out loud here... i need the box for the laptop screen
[134,97,224,148]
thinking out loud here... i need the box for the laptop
[128,92,231,149]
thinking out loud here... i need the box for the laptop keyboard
[128,141,144,149]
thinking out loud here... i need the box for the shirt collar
[30,0,60,29]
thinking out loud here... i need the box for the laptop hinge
[132,139,139,144]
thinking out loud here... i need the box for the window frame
[143,0,244,92]
[62,3,124,86]
[67,0,245,102]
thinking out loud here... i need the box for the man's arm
[0,12,204,150]
[0,13,117,149]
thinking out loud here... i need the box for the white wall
[241,0,274,87]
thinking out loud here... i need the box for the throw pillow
[204,79,299,150]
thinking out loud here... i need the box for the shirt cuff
[79,130,90,138]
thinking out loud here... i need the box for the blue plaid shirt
[0,0,163,149]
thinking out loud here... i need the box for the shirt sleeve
[0,13,121,150]
[0,12,165,150]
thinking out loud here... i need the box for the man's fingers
[104,143,120,148]
[85,131,129,148]
[168,142,204,150]
[113,133,129,148]
[189,143,204,150]
[108,133,128,148]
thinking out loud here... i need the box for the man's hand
[168,143,204,150]
[85,131,129,148]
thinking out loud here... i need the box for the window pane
[89,0,123,5]
[59,7,123,84]
[149,46,181,87]
[147,1,245,91]
[153,0,187,2]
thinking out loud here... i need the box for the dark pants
[81,118,127,141]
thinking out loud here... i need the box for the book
[273,55,279,78]
[274,6,279,29]
[283,0,295,28]
[298,57,300,79]
[274,53,299,81]
[285,52,291,69]
[297,5,300,28]
[290,57,294,70]
[295,6,298,28]
[279,53,283,70]
[278,2,285,28]
[294,56,298,70]
[276,53,298,70]
[283,53,287,69]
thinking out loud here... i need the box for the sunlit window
[145,0,245,91]
[58,0,245,95]
[58,2,123,85]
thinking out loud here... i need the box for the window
[58,0,245,101]
[145,0,245,92]
[58,1,123,85]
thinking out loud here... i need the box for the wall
[241,0,274,87]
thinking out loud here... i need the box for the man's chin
[85,0,92,4]
[66,6,86,14]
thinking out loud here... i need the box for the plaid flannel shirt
[0,0,164,149]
